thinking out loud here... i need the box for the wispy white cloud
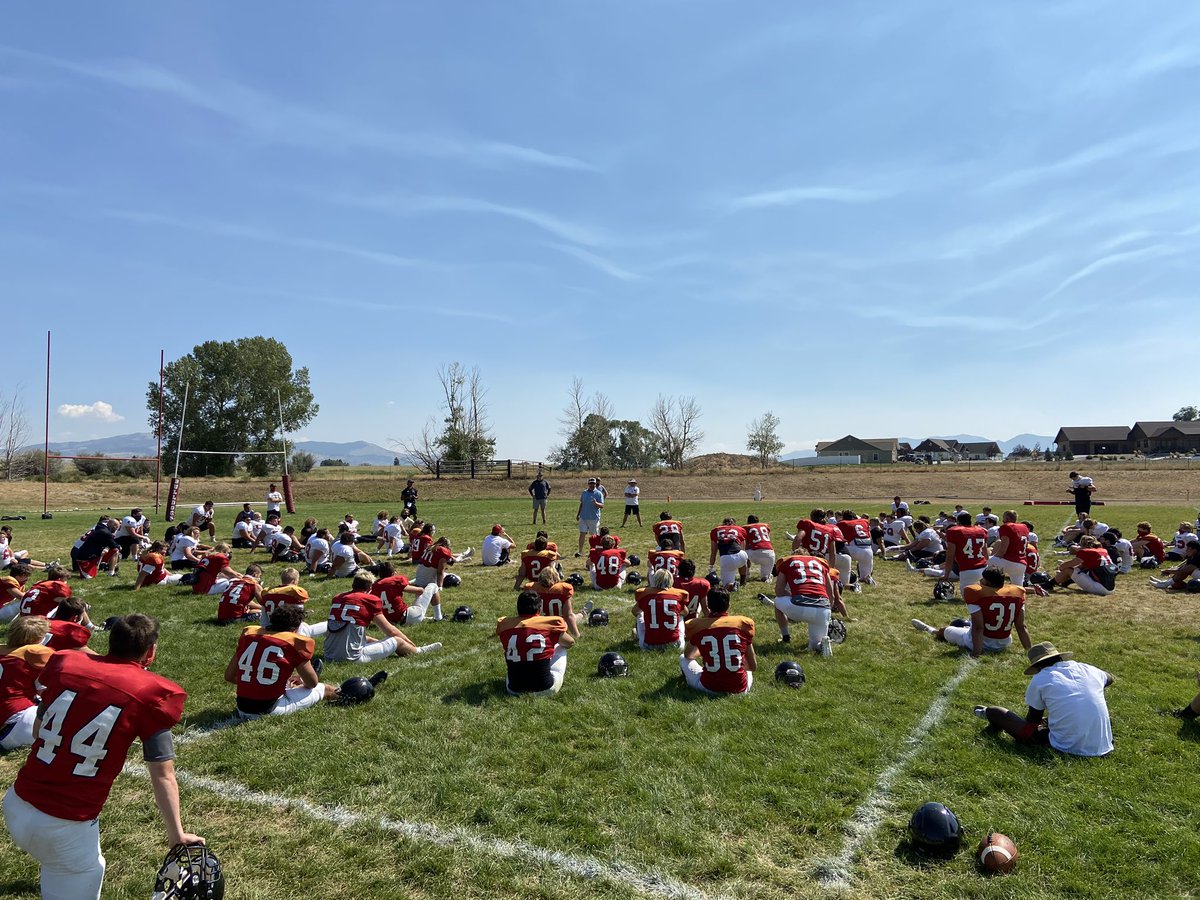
[58,401,123,422]
[729,185,894,210]
[1043,243,1184,300]
[0,45,596,173]
[543,243,641,281]
[103,209,428,269]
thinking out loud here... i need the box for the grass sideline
[0,497,1198,899]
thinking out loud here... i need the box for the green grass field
[1,496,1198,899]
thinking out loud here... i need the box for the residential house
[913,438,959,461]
[815,436,899,464]
[958,441,1002,460]
[1053,426,1131,456]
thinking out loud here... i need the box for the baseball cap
[491,524,503,535]
[587,477,597,483]
[628,479,637,484]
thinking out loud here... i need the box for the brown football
[976,832,1019,874]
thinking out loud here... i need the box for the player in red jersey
[496,590,574,696]
[744,515,776,582]
[1130,521,1167,564]
[709,518,748,590]
[216,564,264,624]
[1,563,73,623]
[648,545,686,580]
[370,561,440,626]
[912,567,1033,658]
[681,591,756,695]
[3,614,203,899]
[1047,536,1115,595]
[0,617,55,752]
[409,522,433,564]
[525,531,559,554]
[652,512,686,553]
[941,512,990,591]
[989,511,1030,585]
[132,541,185,590]
[590,536,628,590]
[226,605,338,719]
[514,535,560,588]
[193,542,239,595]
[836,510,876,587]
[768,553,837,652]
[793,508,839,565]
[414,536,467,608]
[632,569,689,650]
[323,572,442,663]
[673,558,712,618]
[526,568,588,638]
[44,599,96,653]
[588,526,621,551]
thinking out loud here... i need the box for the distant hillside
[29,432,404,466]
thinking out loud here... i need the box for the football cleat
[334,676,376,706]
[774,660,806,688]
[152,842,225,899]
[368,670,388,688]
[588,608,610,627]
[757,592,774,606]
[597,651,629,677]
[908,802,963,855]
[442,573,462,587]
[311,657,324,677]
[625,571,642,585]
[567,572,585,587]
[452,605,474,622]
[827,618,847,644]
[627,554,641,566]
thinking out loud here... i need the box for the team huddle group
[3,476,1200,898]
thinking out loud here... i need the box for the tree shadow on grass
[441,680,512,707]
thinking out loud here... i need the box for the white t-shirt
[372,517,388,536]
[916,527,943,552]
[892,502,909,514]
[1108,538,1134,573]
[116,516,143,539]
[192,505,210,522]
[306,537,330,566]
[1072,476,1094,490]
[975,513,993,526]
[342,519,360,535]
[331,542,358,574]
[385,523,405,551]
[170,534,198,562]
[481,535,513,567]
[258,522,281,544]
[624,485,640,506]
[882,521,907,545]
[270,531,296,553]
[1024,660,1113,756]
[233,520,254,541]
[266,491,283,513]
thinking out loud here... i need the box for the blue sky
[4,1,1198,460]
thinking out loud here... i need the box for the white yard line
[123,762,728,900]
[814,656,979,891]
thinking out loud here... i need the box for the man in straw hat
[972,641,1114,756]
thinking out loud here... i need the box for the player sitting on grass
[0,527,50,571]
[260,568,326,637]
[191,499,217,539]
[169,525,207,570]
[1100,530,1135,574]
[482,524,516,567]
[328,529,374,579]
[370,562,441,626]
[323,571,441,663]
[496,590,574,697]
[1150,540,1200,591]
[912,567,1032,658]
[70,517,121,578]
[526,567,587,638]
[0,616,55,751]
[0,563,30,614]
[514,535,559,589]
[268,525,306,564]
[1045,536,1116,595]
[765,549,839,653]
[673,558,711,618]
[226,605,340,720]
[231,515,256,549]
[681,590,756,695]
[305,527,333,574]
[1,563,72,624]
[380,515,407,556]
[216,565,264,625]
[887,519,944,565]
[133,541,185,590]
[973,641,1113,757]
[193,542,240,595]
[41,599,96,652]
[632,569,688,650]
[1166,522,1199,561]
[1130,521,1166,565]
[414,536,466,605]
[589,535,628,591]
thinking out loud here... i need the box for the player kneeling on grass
[133,541,185,591]
[0,616,55,752]
[41,600,97,651]
[709,517,749,591]
[323,572,441,663]
[496,590,574,697]
[973,641,1113,757]
[681,590,756,695]
[912,567,1032,659]
[216,564,264,625]
[527,567,587,638]
[370,561,441,625]
[226,605,339,719]
[70,517,121,579]
[766,551,838,654]
[633,569,688,650]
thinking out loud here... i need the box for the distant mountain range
[28,433,403,466]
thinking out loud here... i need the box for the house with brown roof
[1053,426,1131,456]
[913,438,959,461]
[815,436,898,463]
[958,441,1002,460]
[1129,420,1200,453]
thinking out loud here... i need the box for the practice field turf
[1,497,1198,899]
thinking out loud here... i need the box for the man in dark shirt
[529,469,551,525]
[401,481,419,517]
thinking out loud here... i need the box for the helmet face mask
[625,571,642,585]
[334,676,375,706]
[153,843,225,899]
[442,573,462,587]
[627,554,641,566]
[933,581,956,602]
[827,618,847,644]
[597,651,629,677]
[567,573,585,587]
[452,605,474,622]
[588,608,609,627]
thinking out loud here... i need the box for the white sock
[433,604,443,621]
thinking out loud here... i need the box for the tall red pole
[155,349,164,513]
[42,331,50,518]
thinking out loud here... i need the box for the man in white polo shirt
[972,641,1113,757]
[621,479,642,527]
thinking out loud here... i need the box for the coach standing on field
[529,468,551,525]
[575,477,604,557]
[1069,471,1095,516]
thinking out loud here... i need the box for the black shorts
[171,559,198,570]
[625,504,639,515]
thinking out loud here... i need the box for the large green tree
[148,338,318,477]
